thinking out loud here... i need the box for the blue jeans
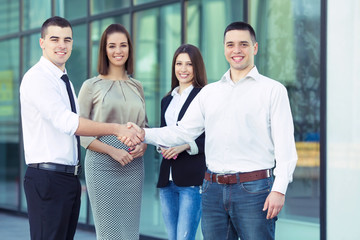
[159,181,202,240]
[201,171,276,240]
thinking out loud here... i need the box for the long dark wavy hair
[168,44,207,95]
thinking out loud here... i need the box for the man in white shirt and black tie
[20,16,143,240]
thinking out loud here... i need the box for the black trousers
[24,167,81,240]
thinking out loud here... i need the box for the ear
[253,42,259,56]
[39,38,44,49]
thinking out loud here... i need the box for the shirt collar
[171,84,194,97]
[221,66,260,84]
[40,56,67,80]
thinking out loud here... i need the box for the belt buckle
[266,169,271,178]
[216,174,225,184]
[74,165,79,176]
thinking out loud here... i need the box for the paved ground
[0,211,96,240]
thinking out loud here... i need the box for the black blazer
[157,87,206,188]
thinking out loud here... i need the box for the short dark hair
[97,24,134,75]
[41,16,72,38]
[169,44,207,94]
[224,21,256,44]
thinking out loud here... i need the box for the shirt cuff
[186,141,199,155]
[271,176,289,195]
[68,114,80,136]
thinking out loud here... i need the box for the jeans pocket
[201,179,210,194]
[241,178,272,194]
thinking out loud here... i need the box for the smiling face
[224,29,258,75]
[40,25,73,71]
[106,32,129,70]
[174,53,194,87]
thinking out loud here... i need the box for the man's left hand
[263,191,285,219]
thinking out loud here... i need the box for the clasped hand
[160,144,190,160]
[118,122,145,146]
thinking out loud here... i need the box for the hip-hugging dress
[78,76,147,240]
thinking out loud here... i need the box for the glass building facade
[3,0,359,239]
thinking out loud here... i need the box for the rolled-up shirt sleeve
[186,141,199,155]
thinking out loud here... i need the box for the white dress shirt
[20,56,80,165]
[145,67,298,194]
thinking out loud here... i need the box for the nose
[234,45,242,53]
[180,64,187,71]
[115,46,122,53]
[58,40,66,48]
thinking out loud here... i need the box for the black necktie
[61,74,81,163]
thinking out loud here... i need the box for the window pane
[67,24,88,93]
[0,38,20,210]
[133,3,181,239]
[0,2,325,239]
[133,0,159,5]
[90,0,130,15]
[0,1,19,35]
[23,0,51,30]
[327,1,360,239]
[250,0,321,238]
[22,33,42,75]
[186,0,244,83]
[55,0,87,20]
[90,15,130,77]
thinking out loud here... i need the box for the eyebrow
[226,40,250,44]
[176,60,192,63]
[49,36,72,40]
[107,41,128,45]
[225,40,249,43]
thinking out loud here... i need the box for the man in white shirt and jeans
[20,16,142,240]
[133,21,298,239]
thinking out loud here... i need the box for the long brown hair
[169,44,207,94]
[97,24,134,75]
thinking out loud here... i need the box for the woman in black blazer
[157,44,207,240]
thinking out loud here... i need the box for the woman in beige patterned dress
[78,24,147,240]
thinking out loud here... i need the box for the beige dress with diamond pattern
[78,76,147,240]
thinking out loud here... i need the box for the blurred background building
[0,0,359,239]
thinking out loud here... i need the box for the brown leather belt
[204,169,272,184]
